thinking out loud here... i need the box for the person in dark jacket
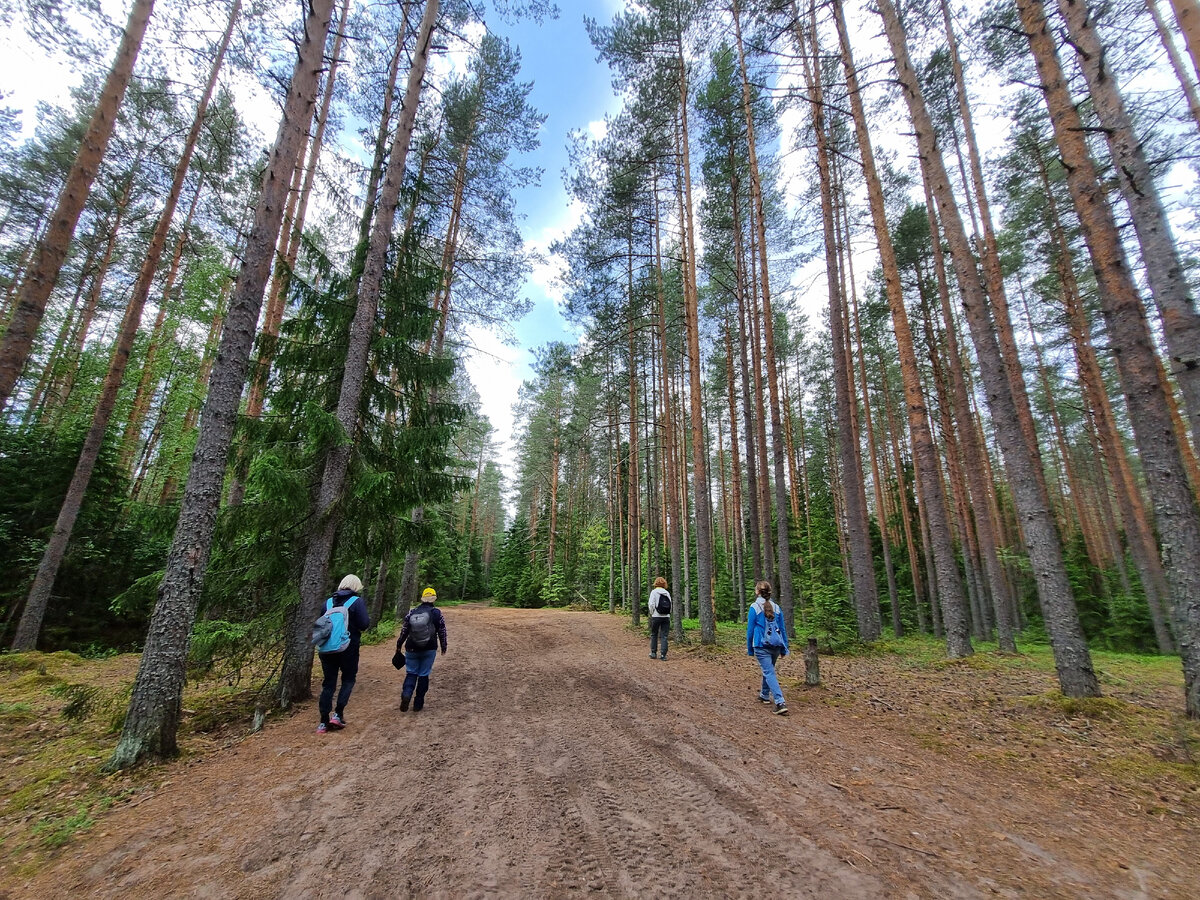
[317,574,371,733]
[396,587,448,712]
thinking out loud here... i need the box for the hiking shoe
[774,703,789,716]
[649,653,657,659]
[328,713,345,730]
[758,694,772,704]
[316,723,328,734]
[400,695,411,712]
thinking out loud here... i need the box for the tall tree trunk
[734,0,794,632]
[1020,0,1200,714]
[12,4,238,650]
[281,0,439,707]
[1169,0,1200,85]
[106,0,336,769]
[1057,0,1200,455]
[0,0,158,412]
[119,173,205,474]
[242,0,350,432]
[732,173,763,583]
[802,5,880,640]
[878,0,1097,692]
[674,51,715,643]
[1148,0,1200,133]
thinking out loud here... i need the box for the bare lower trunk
[106,0,335,769]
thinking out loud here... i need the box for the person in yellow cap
[395,587,447,711]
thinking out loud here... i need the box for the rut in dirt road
[15,606,1197,899]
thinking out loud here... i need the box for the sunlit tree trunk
[1148,0,1200,133]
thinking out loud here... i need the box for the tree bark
[1020,0,1200,714]
[12,3,237,650]
[107,0,336,769]
[733,0,795,633]
[878,0,1097,693]
[0,0,158,413]
[1056,0,1200,455]
[801,5,880,641]
[281,0,439,708]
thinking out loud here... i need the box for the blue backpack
[312,595,358,655]
[761,604,785,648]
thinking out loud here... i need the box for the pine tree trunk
[1057,0,1200,454]
[1148,0,1200,133]
[802,7,880,640]
[673,55,715,643]
[0,0,158,412]
[1021,0,1200,713]
[732,175,763,583]
[106,0,336,769]
[879,0,1097,691]
[12,5,237,650]
[119,173,205,474]
[1169,0,1200,85]
[281,0,439,708]
[734,0,795,631]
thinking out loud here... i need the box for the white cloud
[586,118,608,141]
[462,325,527,484]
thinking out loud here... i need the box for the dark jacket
[396,602,447,654]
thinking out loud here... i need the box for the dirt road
[14,607,1198,898]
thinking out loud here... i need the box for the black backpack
[407,606,437,651]
[655,590,671,615]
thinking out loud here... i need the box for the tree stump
[804,638,820,686]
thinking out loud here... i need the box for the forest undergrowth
[1,605,1197,877]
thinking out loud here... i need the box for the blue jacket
[746,598,789,656]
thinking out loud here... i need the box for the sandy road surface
[13,606,1197,898]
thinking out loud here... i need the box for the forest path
[13,606,1197,899]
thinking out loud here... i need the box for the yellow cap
[421,587,437,599]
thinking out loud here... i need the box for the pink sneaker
[328,713,345,730]
[316,723,328,734]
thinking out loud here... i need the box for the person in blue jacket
[746,580,789,715]
[317,574,370,733]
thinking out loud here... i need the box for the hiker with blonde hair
[396,587,448,712]
[316,574,370,734]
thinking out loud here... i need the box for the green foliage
[0,424,170,651]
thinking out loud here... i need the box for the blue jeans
[754,647,784,705]
[649,617,669,657]
[403,648,437,710]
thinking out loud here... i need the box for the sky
[460,1,626,472]
[0,0,628,482]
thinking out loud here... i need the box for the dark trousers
[319,642,360,723]
[650,616,669,657]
